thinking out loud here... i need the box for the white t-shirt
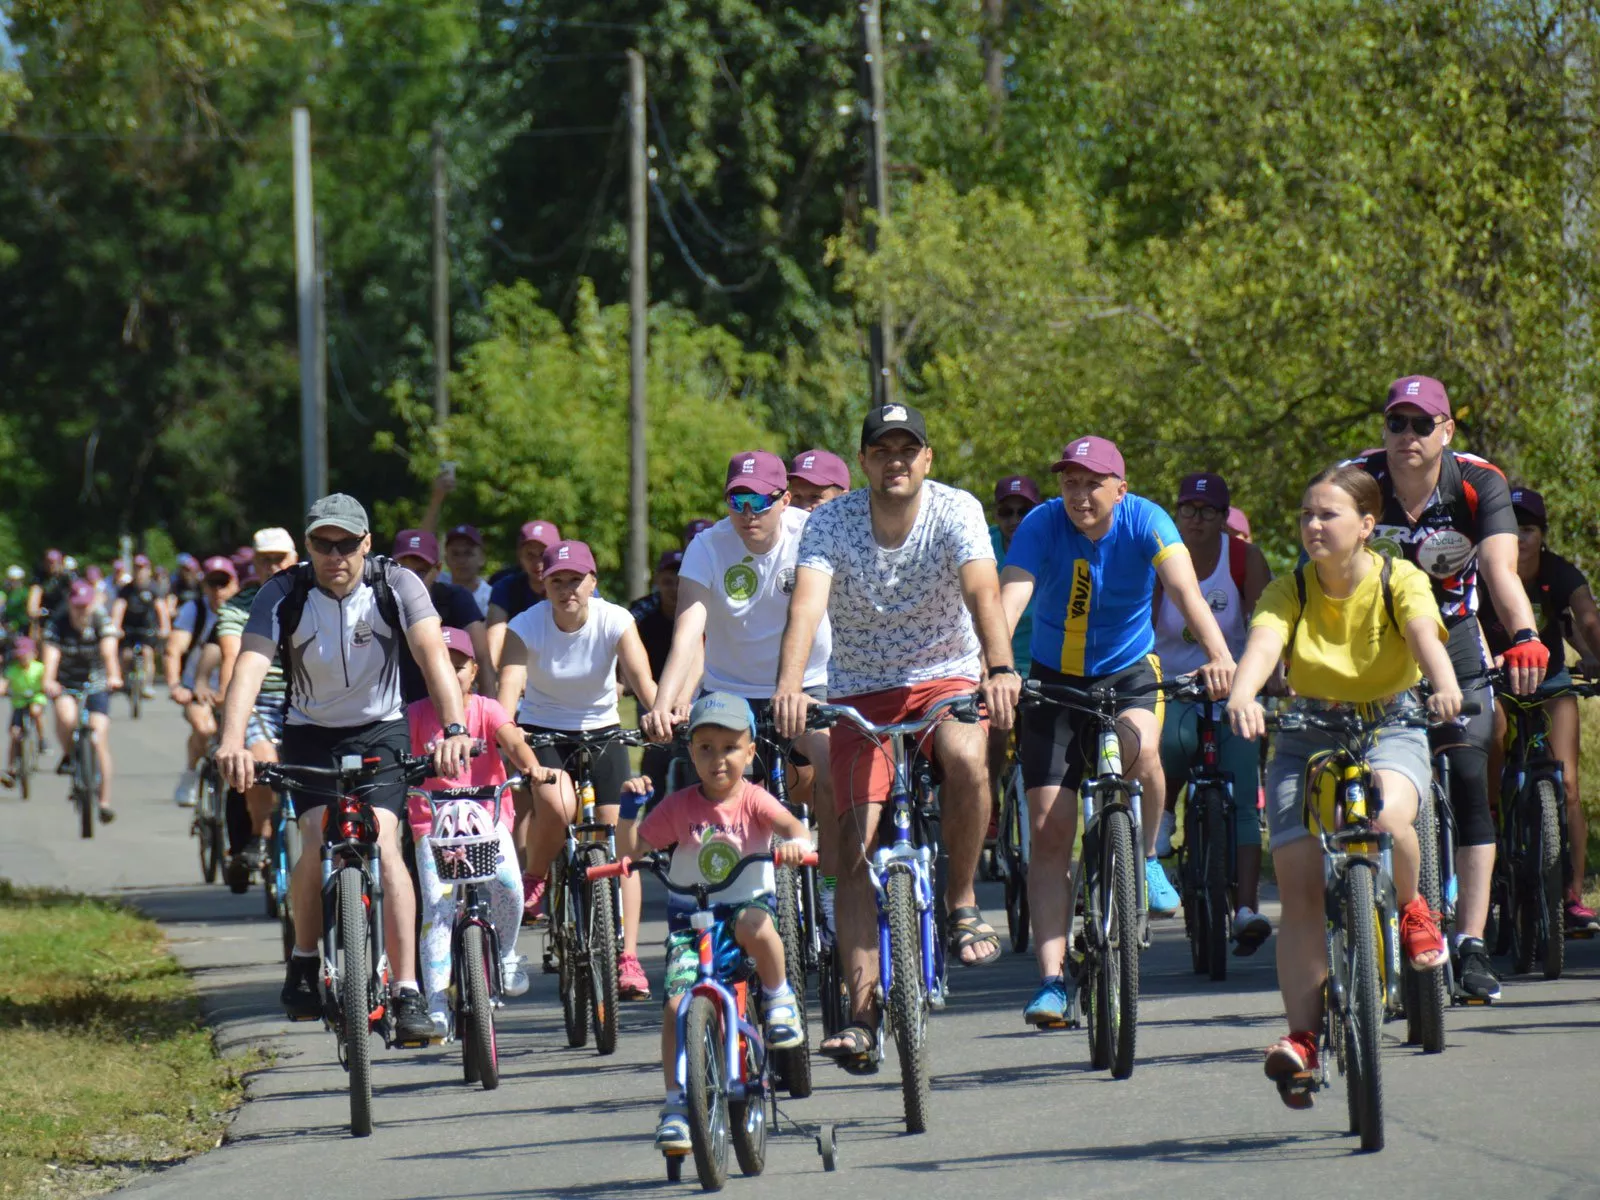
[506,597,634,730]
[1154,534,1251,675]
[679,508,830,698]
[796,480,994,697]
[439,571,492,613]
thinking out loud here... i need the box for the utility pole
[292,107,327,508]
[860,0,895,407]
[431,123,450,425]
[626,49,649,600]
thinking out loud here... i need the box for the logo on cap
[740,458,755,475]
[1406,381,1421,395]
[1075,441,1091,456]
[1009,480,1022,492]
[557,546,570,561]
[884,404,908,421]
[801,455,816,469]
[1195,479,1209,492]
[408,536,421,548]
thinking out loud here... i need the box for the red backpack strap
[1228,534,1248,595]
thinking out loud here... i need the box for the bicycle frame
[319,790,391,1034]
[1185,700,1238,879]
[674,910,766,1105]
[756,724,823,976]
[1498,694,1571,889]
[871,738,945,1010]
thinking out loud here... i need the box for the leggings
[415,824,523,1013]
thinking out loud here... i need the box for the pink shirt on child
[406,693,516,831]
[636,779,792,905]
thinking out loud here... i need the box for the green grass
[0,882,254,1199]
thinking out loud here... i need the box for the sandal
[947,905,1002,967]
[819,1022,877,1068]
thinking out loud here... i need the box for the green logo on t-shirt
[724,562,759,602]
[697,835,741,883]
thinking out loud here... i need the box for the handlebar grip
[785,851,821,868]
[584,857,631,881]
[1457,701,1482,717]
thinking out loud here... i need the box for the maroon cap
[789,449,851,490]
[657,549,684,571]
[1385,375,1451,419]
[994,475,1042,507]
[132,553,151,568]
[11,635,35,656]
[683,519,715,543]
[44,549,62,566]
[519,519,560,547]
[1226,506,1251,539]
[444,523,482,546]
[1511,487,1547,527]
[67,580,95,607]
[441,626,476,660]
[725,450,790,497]
[542,539,597,577]
[1177,472,1231,510]
[201,556,238,582]
[1051,436,1126,478]
[392,529,440,566]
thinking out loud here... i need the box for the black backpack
[1286,554,1397,661]
[274,555,401,711]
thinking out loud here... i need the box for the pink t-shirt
[636,779,792,905]
[406,694,515,831]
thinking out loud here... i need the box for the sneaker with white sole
[502,955,530,997]
[1234,906,1272,955]
[1155,809,1176,857]
[173,767,198,808]
[655,1105,691,1152]
[1145,857,1181,916]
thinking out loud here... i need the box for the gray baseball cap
[687,691,756,738]
[305,493,370,537]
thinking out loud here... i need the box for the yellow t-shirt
[1250,551,1447,703]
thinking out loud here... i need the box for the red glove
[1503,639,1550,672]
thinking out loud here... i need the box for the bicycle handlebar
[805,690,981,738]
[522,727,644,751]
[259,743,485,793]
[586,848,820,892]
[1019,672,1208,710]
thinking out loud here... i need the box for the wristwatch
[988,664,1018,677]
[1511,629,1538,646]
[443,722,468,738]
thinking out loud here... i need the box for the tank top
[1153,534,1249,675]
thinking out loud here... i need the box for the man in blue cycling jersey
[999,436,1235,1025]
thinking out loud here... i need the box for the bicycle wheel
[1198,786,1229,982]
[460,923,499,1091]
[1535,780,1564,980]
[1001,767,1030,954]
[74,733,95,840]
[818,942,847,1040]
[278,816,299,962]
[337,866,374,1137]
[554,860,588,1048]
[1408,796,1447,1053]
[772,864,813,1099]
[1344,863,1384,1152]
[885,869,931,1134]
[683,993,730,1192]
[17,722,31,801]
[581,846,620,1056]
[196,769,222,883]
[729,1022,768,1177]
[1103,809,1140,1079]
[128,669,142,720]
[1082,866,1108,1071]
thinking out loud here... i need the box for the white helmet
[433,799,493,841]
[4,565,22,582]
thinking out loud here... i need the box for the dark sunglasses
[1176,503,1224,521]
[727,491,783,515]
[308,533,365,557]
[996,503,1034,519]
[1385,413,1441,437]
[202,575,233,588]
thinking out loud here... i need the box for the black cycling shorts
[279,717,410,820]
[1020,657,1162,794]
[521,723,636,817]
[659,689,825,800]
[1431,674,1496,847]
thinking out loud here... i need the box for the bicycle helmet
[433,798,494,842]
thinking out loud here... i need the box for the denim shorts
[245,699,286,749]
[662,897,774,999]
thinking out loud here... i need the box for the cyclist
[166,557,239,809]
[1153,471,1273,951]
[773,402,1020,1066]
[635,691,811,1152]
[495,538,660,999]
[215,529,300,889]
[406,626,559,1036]
[442,525,492,613]
[1227,463,1458,1103]
[484,518,560,667]
[1226,507,1252,543]
[4,565,30,644]
[27,549,73,635]
[111,554,169,699]
[631,548,682,801]
[1479,486,1600,933]
[391,529,493,699]
[641,450,835,928]
[988,474,1040,825]
[1350,374,1547,1002]
[168,553,202,623]
[215,493,474,1042]
[786,448,851,512]
[997,438,1236,1025]
[1,635,47,788]
[41,580,122,822]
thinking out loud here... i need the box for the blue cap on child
[687,692,756,739]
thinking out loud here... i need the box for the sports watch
[443,722,468,738]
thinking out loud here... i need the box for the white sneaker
[502,955,530,997]
[1154,809,1176,857]
[173,768,198,808]
[428,1009,450,1039]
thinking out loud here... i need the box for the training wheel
[817,1122,838,1171]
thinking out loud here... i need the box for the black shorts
[124,625,160,649]
[58,689,112,718]
[279,718,411,820]
[520,724,635,817]
[1019,657,1162,794]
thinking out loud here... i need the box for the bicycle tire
[684,992,730,1192]
[129,673,142,720]
[729,1021,768,1177]
[1082,863,1108,1071]
[1409,796,1447,1053]
[1535,779,1564,980]
[582,846,620,1056]
[278,816,299,962]
[1198,787,1229,982]
[337,866,374,1137]
[197,768,221,883]
[73,732,95,840]
[886,869,931,1133]
[1345,863,1384,1152]
[460,923,499,1091]
[818,943,847,1040]
[16,723,30,801]
[1001,769,1030,954]
[772,864,813,1099]
[1105,809,1140,1079]
[555,860,588,1048]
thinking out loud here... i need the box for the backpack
[1285,553,1397,661]
[274,554,401,711]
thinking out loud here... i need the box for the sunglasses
[996,503,1034,519]
[308,533,365,557]
[202,575,233,588]
[1385,413,1441,437]
[1176,503,1224,521]
[727,491,783,515]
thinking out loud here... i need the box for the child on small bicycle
[1,635,46,788]
[634,691,811,1152]
[406,626,559,1038]
[1226,463,1461,1107]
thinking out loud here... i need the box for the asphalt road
[4,703,1600,1200]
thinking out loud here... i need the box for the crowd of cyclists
[6,371,1600,1151]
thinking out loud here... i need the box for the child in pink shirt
[406,627,555,1037]
[635,692,810,1154]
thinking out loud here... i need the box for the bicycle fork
[320,846,389,1035]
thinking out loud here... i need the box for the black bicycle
[1175,694,1239,981]
[996,743,1029,953]
[192,736,226,883]
[61,687,102,839]
[257,751,439,1137]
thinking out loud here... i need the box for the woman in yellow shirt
[1227,463,1461,1106]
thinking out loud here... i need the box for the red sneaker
[1264,1031,1319,1110]
[521,874,546,925]
[618,952,651,1000]
[1400,895,1446,970]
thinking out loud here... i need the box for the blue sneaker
[1145,857,1180,917]
[655,1106,691,1152]
[1023,976,1073,1026]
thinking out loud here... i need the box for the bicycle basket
[429,831,501,883]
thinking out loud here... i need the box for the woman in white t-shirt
[497,539,659,998]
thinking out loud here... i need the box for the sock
[392,978,419,995]
[291,946,318,960]
[1452,932,1470,950]
[663,1087,684,1107]
[762,982,793,1002]
[1040,973,1065,987]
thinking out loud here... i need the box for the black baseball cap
[860,403,928,449]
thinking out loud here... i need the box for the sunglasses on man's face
[996,503,1033,520]
[1385,413,1441,438]
[308,533,365,557]
[727,491,783,515]
[1176,503,1224,521]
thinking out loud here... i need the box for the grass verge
[0,881,254,1199]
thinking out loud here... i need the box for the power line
[0,124,615,144]
[647,96,761,255]
[647,172,771,295]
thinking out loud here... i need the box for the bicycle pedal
[392,1036,433,1050]
[1275,1071,1318,1110]
[286,1012,321,1023]
[1031,1017,1075,1030]
[1566,928,1597,940]
[662,1148,690,1160]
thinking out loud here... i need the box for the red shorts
[827,677,986,813]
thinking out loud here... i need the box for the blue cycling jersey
[1005,494,1184,676]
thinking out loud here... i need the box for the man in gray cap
[216,493,476,1043]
